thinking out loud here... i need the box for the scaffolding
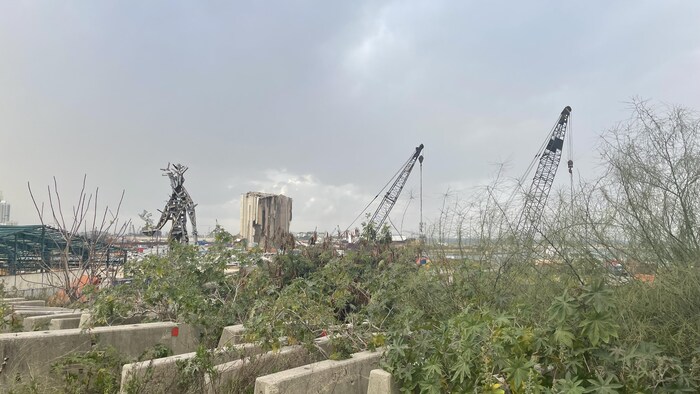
[0,225,126,275]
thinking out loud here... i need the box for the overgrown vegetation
[14,101,699,392]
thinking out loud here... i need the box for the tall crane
[516,106,572,239]
[368,144,424,231]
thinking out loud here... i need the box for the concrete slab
[9,306,74,310]
[9,309,78,318]
[208,338,331,394]
[49,317,81,330]
[254,349,383,394]
[77,312,146,329]
[91,323,199,358]
[7,300,45,307]
[0,322,199,385]
[0,269,84,296]
[0,329,92,385]
[367,369,400,394]
[23,312,84,331]
[218,324,245,348]
[1,298,26,302]
[79,313,92,328]
[10,307,76,316]
[120,343,261,394]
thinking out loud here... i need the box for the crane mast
[369,144,424,231]
[517,106,572,239]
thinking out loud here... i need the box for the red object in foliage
[321,329,327,337]
[171,327,179,337]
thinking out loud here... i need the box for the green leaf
[585,374,623,393]
[423,359,442,379]
[450,357,472,384]
[554,328,576,348]
[549,291,578,324]
[579,312,619,346]
[503,356,535,390]
[552,375,586,394]
[580,279,614,314]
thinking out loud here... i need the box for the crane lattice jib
[370,144,424,230]
[518,106,571,239]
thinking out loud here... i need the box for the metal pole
[419,155,424,241]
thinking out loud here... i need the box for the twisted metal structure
[144,163,198,243]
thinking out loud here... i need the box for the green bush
[382,277,698,393]
[50,346,125,394]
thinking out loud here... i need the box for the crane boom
[517,106,572,239]
[369,144,424,231]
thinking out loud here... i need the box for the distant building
[0,193,10,225]
[240,192,292,249]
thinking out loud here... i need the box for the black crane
[368,144,424,232]
[517,106,572,239]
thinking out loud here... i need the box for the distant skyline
[2,1,700,235]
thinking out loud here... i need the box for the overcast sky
[1,1,700,236]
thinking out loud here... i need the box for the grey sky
[1,1,699,235]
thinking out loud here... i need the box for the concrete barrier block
[367,369,400,394]
[0,330,92,385]
[78,313,146,329]
[79,313,92,328]
[217,324,245,348]
[7,300,45,307]
[89,323,199,358]
[23,313,83,331]
[208,338,331,394]
[10,309,75,319]
[120,343,261,394]
[254,347,383,394]
[0,322,199,385]
[10,306,75,312]
[49,317,81,330]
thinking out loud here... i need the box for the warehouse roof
[0,225,125,274]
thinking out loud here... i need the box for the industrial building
[0,225,126,275]
[240,192,292,250]
[0,193,10,225]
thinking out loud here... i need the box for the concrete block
[0,268,84,296]
[217,324,245,348]
[10,306,73,310]
[9,309,78,319]
[120,343,261,394]
[0,329,92,385]
[0,322,199,385]
[10,306,74,312]
[23,312,83,331]
[77,312,146,329]
[90,323,199,358]
[254,349,383,394]
[79,313,92,328]
[49,317,81,330]
[1,298,26,302]
[7,300,45,307]
[208,338,331,394]
[367,369,400,394]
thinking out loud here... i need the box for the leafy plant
[51,346,125,394]
[175,345,216,394]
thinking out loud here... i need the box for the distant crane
[348,144,424,236]
[517,106,572,240]
[369,144,425,231]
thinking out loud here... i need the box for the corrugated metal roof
[0,225,126,274]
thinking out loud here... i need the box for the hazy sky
[1,1,699,236]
